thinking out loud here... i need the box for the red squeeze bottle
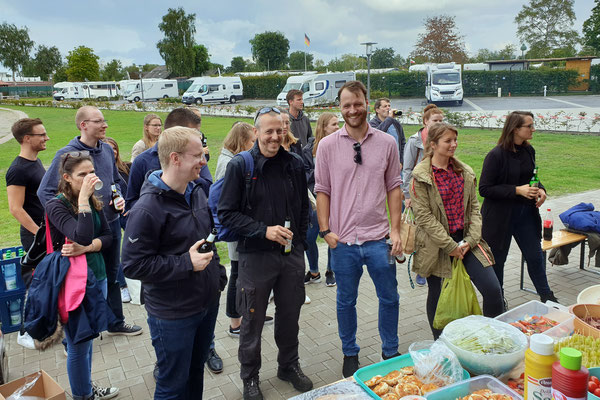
[551,347,589,400]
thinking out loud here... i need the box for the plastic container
[524,334,556,400]
[571,304,600,339]
[588,367,600,400]
[552,347,589,400]
[0,246,25,294]
[578,285,600,305]
[424,375,523,400]
[495,300,574,341]
[543,209,553,241]
[353,353,470,399]
[0,288,25,333]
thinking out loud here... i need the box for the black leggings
[226,260,241,319]
[426,234,504,339]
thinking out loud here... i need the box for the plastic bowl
[589,367,600,400]
[440,316,528,377]
[578,285,600,305]
[572,304,600,339]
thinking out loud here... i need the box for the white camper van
[425,63,463,105]
[53,81,120,101]
[276,72,356,107]
[123,79,178,102]
[181,77,243,105]
[53,83,87,100]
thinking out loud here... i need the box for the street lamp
[520,44,527,59]
[139,67,145,109]
[361,41,377,118]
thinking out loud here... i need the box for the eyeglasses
[521,124,534,129]
[26,133,48,137]
[62,150,90,166]
[83,119,108,124]
[178,152,207,163]
[353,142,362,165]
[254,107,281,123]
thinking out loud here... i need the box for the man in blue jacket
[37,106,142,337]
[122,126,225,400]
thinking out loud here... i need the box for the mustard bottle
[525,333,556,399]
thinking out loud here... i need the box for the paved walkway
[0,107,28,144]
[4,189,600,399]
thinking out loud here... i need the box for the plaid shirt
[432,162,464,234]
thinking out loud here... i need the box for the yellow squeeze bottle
[524,333,557,400]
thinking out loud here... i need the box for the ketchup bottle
[551,347,589,400]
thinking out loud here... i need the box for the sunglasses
[254,107,281,123]
[62,150,90,166]
[353,142,362,165]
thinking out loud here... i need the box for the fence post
[497,88,501,97]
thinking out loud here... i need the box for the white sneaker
[121,287,131,303]
[304,295,311,304]
[268,291,274,303]
[17,331,36,350]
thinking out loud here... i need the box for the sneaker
[268,291,274,303]
[415,274,427,287]
[92,382,119,399]
[304,295,311,304]
[264,315,274,325]
[206,348,223,374]
[243,376,263,400]
[277,362,313,392]
[540,291,559,304]
[342,355,360,378]
[17,331,36,350]
[107,322,143,336]
[380,351,401,362]
[325,270,336,287]
[121,287,131,303]
[304,271,321,285]
[228,325,241,338]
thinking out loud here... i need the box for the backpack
[208,151,254,242]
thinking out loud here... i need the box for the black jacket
[122,175,225,320]
[290,110,313,147]
[479,144,546,254]
[301,137,316,194]
[218,142,309,253]
[369,116,406,166]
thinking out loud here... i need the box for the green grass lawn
[1,105,599,264]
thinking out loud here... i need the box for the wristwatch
[318,229,331,238]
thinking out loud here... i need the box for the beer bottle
[281,218,292,256]
[529,166,540,187]
[198,229,217,253]
[110,184,124,214]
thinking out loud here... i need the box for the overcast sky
[0,0,596,71]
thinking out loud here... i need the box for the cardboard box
[0,370,65,400]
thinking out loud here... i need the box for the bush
[241,75,289,99]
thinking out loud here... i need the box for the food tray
[589,367,600,400]
[495,300,574,340]
[425,375,523,400]
[354,353,469,399]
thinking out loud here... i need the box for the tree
[583,0,600,54]
[192,44,210,76]
[100,59,126,81]
[288,50,313,70]
[515,0,579,58]
[0,23,34,82]
[327,54,367,71]
[371,47,396,68]
[249,31,289,70]
[228,56,246,73]
[411,15,468,63]
[53,63,68,83]
[32,45,62,80]
[66,46,100,81]
[157,7,197,76]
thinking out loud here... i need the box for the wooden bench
[520,229,590,294]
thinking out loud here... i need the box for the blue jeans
[306,209,331,274]
[101,218,124,330]
[330,239,399,357]
[148,300,219,400]
[65,328,93,399]
[492,204,552,296]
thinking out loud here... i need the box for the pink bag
[57,239,88,324]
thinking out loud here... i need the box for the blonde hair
[424,122,463,174]
[142,114,162,149]
[313,112,337,156]
[223,122,255,155]
[279,108,298,150]
[75,106,98,130]
[158,127,201,169]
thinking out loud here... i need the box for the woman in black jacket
[479,111,557,305]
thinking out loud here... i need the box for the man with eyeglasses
[6,118,49,349]
[218,107,312,400]
[314,81,403,378]
[38,106,143,338]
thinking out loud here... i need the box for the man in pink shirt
[314,81,403,378]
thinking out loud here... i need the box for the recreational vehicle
[53,81,119,101]
[123,79,178,102]
[53,83,87,100]
[276,72,356,107]
[181,77,243,105]
[425,63,464,105]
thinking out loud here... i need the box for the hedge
[240,75,290,99]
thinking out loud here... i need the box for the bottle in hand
[529,166,540,187]
[198,229,217,253]
[110,184,124,214]
[543,208,553,241]
[281,218,292,256]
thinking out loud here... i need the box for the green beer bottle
[529,166,540,187]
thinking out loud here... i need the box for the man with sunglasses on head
[218,107,312,400]
[314,81,403,378]
[37,106,143,339]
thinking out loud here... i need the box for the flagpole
[304,51,307,71]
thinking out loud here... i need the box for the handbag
[400,207,416,254]
[433,258,482,330]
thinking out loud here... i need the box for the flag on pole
[304,33,311,47]
[410,59,416,64]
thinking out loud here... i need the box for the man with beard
[314,81,403,378]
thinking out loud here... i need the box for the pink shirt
[314,124,402,244]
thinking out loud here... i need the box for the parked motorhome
[181,77,243,105]
[276,72,356,107]
[53,81,119,100]
[122,79,178,102]
[425,63,464,105]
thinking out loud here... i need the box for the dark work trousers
[101,218,125,330]
[237,245,305,380]
[425,231,504,340]
[226,260,241,319]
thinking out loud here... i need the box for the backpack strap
[238,151,255,211]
